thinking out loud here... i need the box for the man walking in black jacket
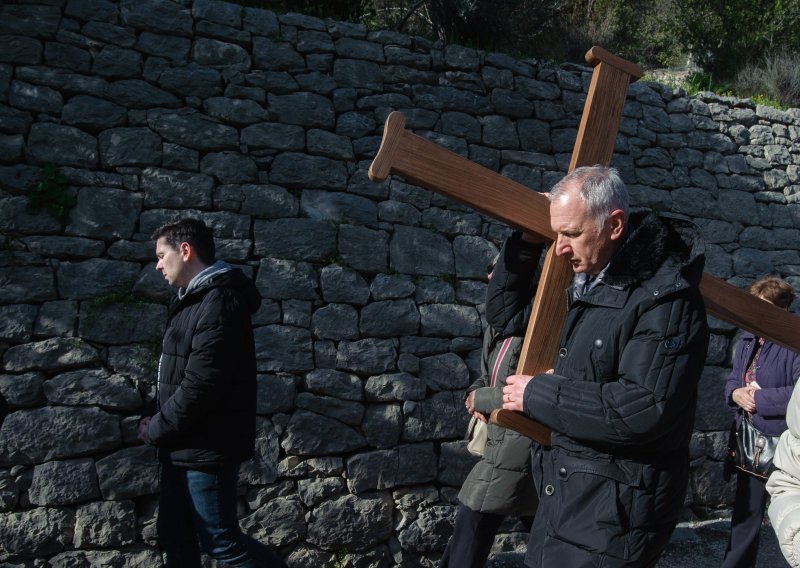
[139,218,286,568]
[502,166,709,567]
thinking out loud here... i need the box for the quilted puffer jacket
[144,264,262,467]
[768,385,800,567]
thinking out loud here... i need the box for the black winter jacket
[145,265,262,467]
[522,212,709,567]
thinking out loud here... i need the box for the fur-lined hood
[603,211,706,290]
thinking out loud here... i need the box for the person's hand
[465,390,476,414]
[732,386,757,413]
[472,410,487,423]
[502,375,532,412]
[138,417,151,442]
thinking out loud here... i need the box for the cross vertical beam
[368,47,800,444]
[499,49,641,443]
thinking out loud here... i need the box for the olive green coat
[458,234,541,516]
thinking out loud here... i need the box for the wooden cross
[369,46,800,446]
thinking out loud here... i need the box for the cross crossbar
[369,47,800,445]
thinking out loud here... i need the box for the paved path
[487,517,786,567]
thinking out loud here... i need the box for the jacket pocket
[545,450,644,560]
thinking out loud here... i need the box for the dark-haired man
[139,218,286,567]
[503,166,709,567]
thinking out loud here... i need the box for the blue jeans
[158,461,287,568]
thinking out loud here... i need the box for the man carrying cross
[502,165,710,567]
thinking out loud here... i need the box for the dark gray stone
[257,374,295,415]
[300,190,378,228]
[252,37,305,70]
[10,80,63,114]
[56,258,141,300]
[193,38,251,70]
[96,445,159,499]
[360,299,420,338]
[142,167,214,209]
[454,236,497,279]
[336,339,397,375]
[215,184,298,217]
[204,96,267,125]
[241,496,306,547]
[390,225,454,276]
[61,95,126,130]
[419,304,481,338]
[0,372,45,408]
[0,304,36,342]
[419,352,469,391]
[364,373,426,402]
[3,337,99,372]
[282,411,366,456]
[147,108,238,151]
[403,390,470,442]
[338,225,389,273]
[254,218,337,262]
[159,63,222,98]
[0,406,120,465]
[200,151,258,184]
[240,121,305,151]
[0,507,73,557]
[347,444,436,493]
[296,393,364,426]
[92,45,141,78]
[66,187,141,239]
[44,368,141,410]
[135,31,191,63]
[65,0,119,23]
[270,153,348,189]
[303,368,362,401]
[362,403,403,449]
[107,79,181,109]
[74,500,136,547]
[333,58,382,90]
[120,0,193,35]
[99,127,162,167]
[82,21,137,48]
[312,304,359,340]
[307,492,393,550]
[28,458,99,506]
[0,104,33,135]
[319,265,371,305]
[0,35,42,65]
[27,123,97,168]
[254,324,314,372]
[269,92,335,128]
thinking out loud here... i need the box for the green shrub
[27,163,76,225]
[735,50,800,108]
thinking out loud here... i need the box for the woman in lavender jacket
[722,276,800,568]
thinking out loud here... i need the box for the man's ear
[608,209,625,241]
[179,242,193,261]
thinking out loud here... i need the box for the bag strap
[490,337,514,387]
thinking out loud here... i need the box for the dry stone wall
[1,0,800,566]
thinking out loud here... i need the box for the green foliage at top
[671,0,800,80]
[232,0,800,108]
[27,163,76,225]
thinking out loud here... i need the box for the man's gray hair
[548,165,629,230]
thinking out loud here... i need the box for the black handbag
[728,415,781,479]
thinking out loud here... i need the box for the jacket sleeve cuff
[474,386,501,414]
[523,373,562,432]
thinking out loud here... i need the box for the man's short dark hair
[151,218,215,265]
